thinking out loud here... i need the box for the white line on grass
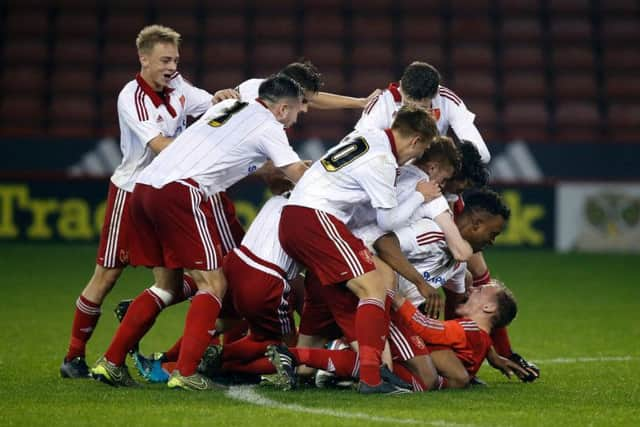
[533,355,638,364]
[226,385,475,427]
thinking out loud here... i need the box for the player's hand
[488,354,530,380]
[509,352,540,383]
[416,179,442,202]
[417,283,443,319]
[213,88,240,103]
[364,88,382,106]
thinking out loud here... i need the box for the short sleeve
[355,91,394,131]
[117,93,162,145]
[259,123,301,167]
[411,195,451,221]
[355,154,398,209]
[175,74,213,116]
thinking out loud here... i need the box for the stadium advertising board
[0,179,555,246]
[556,182,640,253]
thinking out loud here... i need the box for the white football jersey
[355,82,490,164]
[137,99,300,197]
[237,195,300,280]
[349,164,450,241]
[394,217,467,307]
[111,73,212,192]
[237,78,264,102]
[288,127,399,224]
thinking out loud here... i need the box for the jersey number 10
[321,137,370,172]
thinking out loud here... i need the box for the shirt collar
[384,128,399,162]
[135,73,177,117]
[388,82,402,103]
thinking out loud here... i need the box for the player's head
[413,136,461,186]
[279,60,323,113]
[136,25,181,91]
[399,61,441,110]
[391,105,439,165]
[259,75,305,128]
[443,141,490,194]
[458,280,517,330]
[457,189,510,252]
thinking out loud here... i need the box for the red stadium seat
[351,43,394,67]
[103,42,139,68]
[502,102,550,142]
[320,70,348,94]
[402,44,444,70]
[103,14,149,41]
[303,12,344,41]
[450,0,492,15]
[255,15,297,40]
[450,72,496,99]
[3,39,49,66]
[353,16,393,42]
[602,48,640,73]
[601,0,640,15]
[54,12,100,38]
[204,14,246,40]
[252,42,296,69]
[549,18,593,44]
[497,0,540,16]
[302,42,344,68]
[552,46,595,71]
[53,40,99,66]
[450,17,493,42]
[554,73,598,101]
[154,14,200,41]
[1,67,48,95]
[0,97,47,136]
[202,41,246,68]
[465,100,498,141]
[548,0,591,16]
[99,69,136,98]
[501,17,542,43]
[605,76,640,102]
[5,11,49,38]
[554,102,602,142]
[503,45,544,70]
[451,44,494,70]
[201,70,246,92]
[49,96,97,137]
[51,69,96,94]
[302,0,343,11]
[401,16,442,43]
[349,68,395,95]
[503,72,547,101]
[601,18,640,44]
[607,103,640,142]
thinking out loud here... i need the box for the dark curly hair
[279,60,323,94]
[463,188,511,221]
[400,61,441,101]
[457,140,490,188]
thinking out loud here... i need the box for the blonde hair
[136,25,181,54]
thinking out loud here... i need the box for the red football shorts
[96,181,132,268]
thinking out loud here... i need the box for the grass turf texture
[0,243,638,426]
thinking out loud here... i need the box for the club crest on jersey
[430,108,441,121]
[179,95,186,108]
[410,335,426,350]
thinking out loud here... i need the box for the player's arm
[486,347,531,381]
[279,160,309,183]
[374,232,442,318]
[429,349,470,389]
[147,135,174,154]
[310,88,381,110]
[433,210,473,262]
[449,103,491,164]
[376,179,441,231]
[212,88,240,103]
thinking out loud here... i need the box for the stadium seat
[548,0,592,16]
[154,14,200,41]
[607,103,640,142]
[320,70,348,94]
[502,102,550,142]
[497,0,540,17]
[554,72,598,101]
[501,17,542,43]
[54,12,100,38]
[554,102,602,142]
[549,18,593,44]
[204,14,246,40]
[349,68,395,95]
[552,46,595,72]
[450,0,493,15]
[302,0,343,11]
[465,100,498,142]
[601,17,640,44]
[353,16,393,42]
[401,16,442,43]
[254,0,297,13]
[0,97,46,136]
[602,48,640,73]
[202,41,246,68]
[302,42,344,68]
[200,69,246,92]
[51,69,97,95]
[49,96,97,137]
[402,44,444,70]
[103,14,149,41]
[303,12,344,41]
[102,42,140,68]
[252,41,296,68]
[605,76,640,102]
[52,40,99,67]
[1,67,48,95]
[503,72,547,101]
[255,15,297,40]
[3,39,49,66]
[600,0,639,16]
[451,44,494,70]
[450,17,493,43]
[350,0,393,12]
[450,72,496,99]
[351,43,394,67]
[503,45,544,70]
[99,69,136,99]
[5,11,49,38]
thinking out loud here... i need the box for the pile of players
[60,25,539,394]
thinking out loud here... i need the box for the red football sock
[222,319,249,344]
[169,275,198,305]
[291,348,359,378]
[355,298,387,386]
[473,269,491,287]
[175,291,221,376]
[105,289,166,366]
[222,335,278,363]
[392,363,427,391]
[222,358,275,374]
[491,327,513,357]
[164,337,182,362]
[65,295,101,360]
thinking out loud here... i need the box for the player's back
[138,99,288,196]
[288,127,399,224]
[240,195,299,280]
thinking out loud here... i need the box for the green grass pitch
[1,244,638,426]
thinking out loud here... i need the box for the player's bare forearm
[147,135,174,154]
[434,211,473,261]
[375,233,425,287]
[310,92,367,109]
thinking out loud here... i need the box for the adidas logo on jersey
[156,114,164,123]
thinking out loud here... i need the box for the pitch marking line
[226,385,475,427]
[533,356,638,365]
